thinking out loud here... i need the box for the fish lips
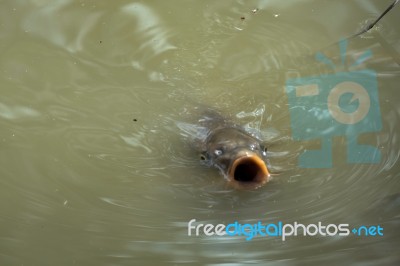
[227,152,270,189]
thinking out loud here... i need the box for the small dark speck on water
[99,40,102,44]
[240,16,245,20]
[133,118,137,122]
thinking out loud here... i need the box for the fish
[178,108,270,189]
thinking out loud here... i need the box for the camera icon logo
[285,40,382,168]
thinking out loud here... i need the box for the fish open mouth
[228,155,270,189]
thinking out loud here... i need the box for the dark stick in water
[350,0,399,38]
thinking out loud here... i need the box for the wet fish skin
[195,110,270,189]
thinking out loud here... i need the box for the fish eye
[214,149,223,156]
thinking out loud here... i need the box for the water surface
[0,0,399,265]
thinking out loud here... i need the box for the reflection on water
[0,0,399,265]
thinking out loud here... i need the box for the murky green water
[1,0,399,265]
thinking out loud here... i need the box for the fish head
[201,127,270,189]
